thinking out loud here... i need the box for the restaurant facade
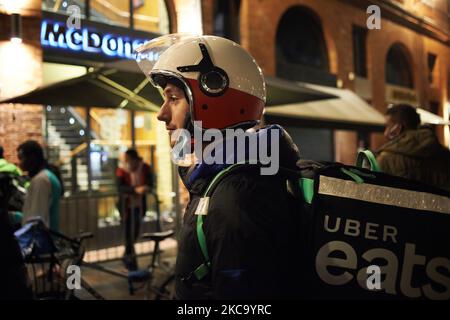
[0,0,183,256]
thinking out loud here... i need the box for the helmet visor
[134,33,200,86]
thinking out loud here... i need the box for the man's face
[383,115,401,140]
[156,83,190,147]
[17,149,31,172]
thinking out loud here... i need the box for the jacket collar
[178,165,211,196]
[177,124,301,195]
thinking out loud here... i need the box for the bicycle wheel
[154,274,175,300]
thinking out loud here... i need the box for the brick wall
[203,0,450,161]
[0,105,43,162]
[242,0,369,161]
[0,12,43,164]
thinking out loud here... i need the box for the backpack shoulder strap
[356,150,381,172]
[193,163,249,281]
[193,163,299,280]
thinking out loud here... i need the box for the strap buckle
[194,262,211,280]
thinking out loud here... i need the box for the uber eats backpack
[193,151,450,300]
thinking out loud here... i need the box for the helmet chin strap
[183,110,194,135]
[184,112,197,152]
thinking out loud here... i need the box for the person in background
[17,140,62,231]
[0,173,32,300]
[0,145,25,229]
[0,145,22,176]
[116,149,155,270]
[377,104,450,191]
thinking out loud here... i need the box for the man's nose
[157,102,170,123]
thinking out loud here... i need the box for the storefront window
[134,111,175,216]
[89,108,132,193]
[88,108,131,228]
[45,105,176,240]
[44,105,88,197]
[90,109,175,230]
[43,0,170,33]
[89,0,130,28]
[42,0,86,18]
[133,0,170,34]
[134,111,155,165]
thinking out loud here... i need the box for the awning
[265,82,385,131]
[0,64,333,113]
[0,68,163,112]
[265,76,336,105]
[42,62,88,86]
[416,108,450,126]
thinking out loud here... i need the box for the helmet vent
[177,43,229,97]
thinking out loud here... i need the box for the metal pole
[71,156,77,194]
[129,0,134,29]
[85,0,90,19]
[131,196,136,262]
[131,110,136,149]
[150,145,155,167]
[44,105,49,146]
[86,107,92,194]
[154,192,162,232]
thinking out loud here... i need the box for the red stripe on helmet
[186,79,265,130]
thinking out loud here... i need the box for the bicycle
[127,229,176,300]
[17,219,105,300]
[80,191,177,300]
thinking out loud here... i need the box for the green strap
[196,215,209,263]
[356,150,381,172]
[348,168,376,179]
[203,163,244,197]
[299,178,314,204]
[194,163,245,280]
[194,212,211,280]
[341,168,364,184]
[194,262,210,280]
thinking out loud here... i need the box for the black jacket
[174,126,303,300]
[0,174,32,299]
[377,127,450,192]
[0,209,32,300]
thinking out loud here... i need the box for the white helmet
[135,34,266,130]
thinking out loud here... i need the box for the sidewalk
[77,240,177,300]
